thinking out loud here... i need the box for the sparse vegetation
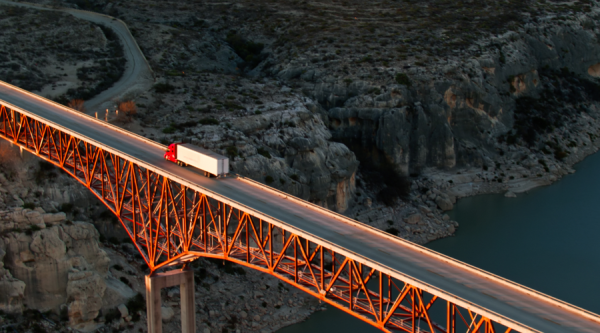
[104,308,121,324]
[513,68,599,146]
[67,99,86,112]
[385,227,399,236]
[395,73,410,87]
[199,118,219,126]
[257,147,271,158]
[126,293,145,322]
[265,175,274,184]
[226,31,265,71]
[116,100,137,123]
[34,161,58,185]
[59,203,74,213]
[226,146,239,158]
[207,258,246,276]
[154,82,175,94]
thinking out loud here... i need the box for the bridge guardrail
[0,81,166,151]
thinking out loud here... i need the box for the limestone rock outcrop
[2,220,110,321]
[269,20,600,181]
[0,239,25,313]
[67,270,106,330]
[191,107,359,212]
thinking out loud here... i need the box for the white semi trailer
[164,143,229,177]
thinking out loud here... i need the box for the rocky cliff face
[1,216,111,326]
[0,144,139,331]
[293,22,600,178]
[222,107,358,211]
[123,73,359,213]
[0,239,25,314]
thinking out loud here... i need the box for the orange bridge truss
[0,103,513,333]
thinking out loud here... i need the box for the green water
[278,152,600,332]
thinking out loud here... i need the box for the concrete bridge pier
[145,268,195,333]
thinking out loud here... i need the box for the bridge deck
[1,82,599,333]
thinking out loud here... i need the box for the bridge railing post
[145,268,195,333]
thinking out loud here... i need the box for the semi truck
[164,143,229,177]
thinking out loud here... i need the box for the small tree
[395,73,411,87]
[116,100,137,123]
[67,99,86,112]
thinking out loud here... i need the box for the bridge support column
[145,268,195,333]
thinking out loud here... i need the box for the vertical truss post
[448,301,456,333]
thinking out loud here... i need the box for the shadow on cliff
[339,138,411,206]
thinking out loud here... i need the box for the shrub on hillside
[395,73,411,87]
[116,100,137,123]
[154,83,175,93]
[67,99,86,112]
[226,31,265,70]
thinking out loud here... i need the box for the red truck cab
[164,143,181,164]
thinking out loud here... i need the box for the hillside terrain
[2,0,600,332]
[0,4,126,104]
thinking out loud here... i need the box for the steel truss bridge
[0,81,599,333]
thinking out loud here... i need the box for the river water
[279,152,600,332]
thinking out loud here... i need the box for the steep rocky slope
[0,142,137,331]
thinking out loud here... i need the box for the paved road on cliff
[0,0,154,113]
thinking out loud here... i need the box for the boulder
[61,222,110,275]
[102,276,136,312]
[117,304,129,318]
[436,197,454,211]
[161,306,175,322]
[43,212,66,223]
[448,225,456,234]
[11,208,44,228]
[225,110,358,213]
[403,214,422,225]
[504,191,517,198]
[67,270,106,329]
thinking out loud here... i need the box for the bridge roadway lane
[1,82,600,333]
